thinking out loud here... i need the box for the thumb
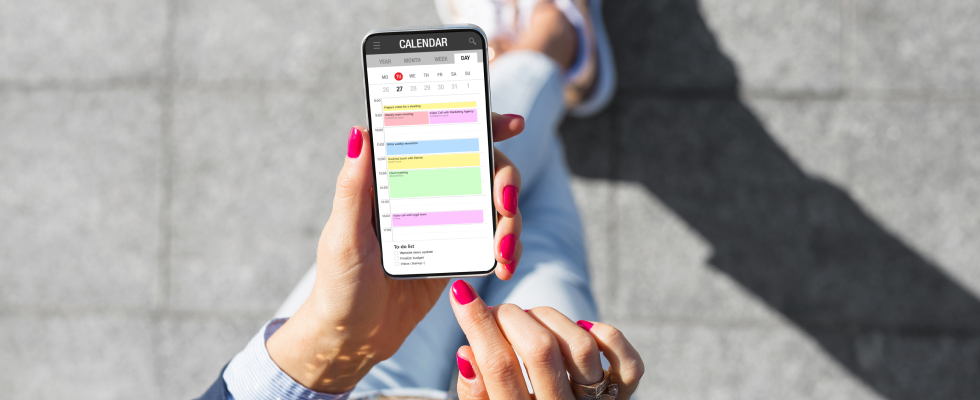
[456,346,490,400]
[330,126,374,232]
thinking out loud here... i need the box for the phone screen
[362,28,496,278]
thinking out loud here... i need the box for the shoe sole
[567,0,616,118]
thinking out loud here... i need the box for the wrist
[266,302,380,393]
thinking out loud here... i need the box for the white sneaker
[434,0,520,45]
[434,0,617,117]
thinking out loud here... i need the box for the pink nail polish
[576,320,594,331]
[503,113,524,121]
[451,280,478,305]
[499,235,515,262]
[503,263,514,273]
[347,127,362,158]
[502,185,517,214]
[457,352,476,380]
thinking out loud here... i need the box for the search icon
[469,37,477,46]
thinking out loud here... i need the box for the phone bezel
[360,25,497,279]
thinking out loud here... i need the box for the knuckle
[634,358,646,379]
[569,335,600,366]
[538,306,559,316]
[319,228,355,260]
[335,170,357,194]
[522,331,560,366]
[333,168,364,201]
[602,325,645,382]
[536,306,567,322]
[464,306,496,330]
[607,325,624,337]
[621,357,646,383]
[480,348,521,382]
[498,303,522,314]
[456,383,473,400]
[456,378,486,400]
[509,165,522,185]
[606,326,627,343]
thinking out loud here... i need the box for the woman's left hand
[449,280,645,400]
[266,113,525,393]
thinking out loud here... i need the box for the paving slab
[0,313,158,399]
[174,0,440,85]
[747,98,980,297]
[610,182,778,323]
[569,177,618,316]
[560,111,617,182]
[699,0,842,94]
[809,328,980,399]
[598,96,980,400]
[608,97,980,331]
[155,314,266,399]
[609,322,883,400]
[852,0,980,94]
[4,0,980,397]
[562,112,618,314]
[602,0,738,93]
[168,88,359,313]
[0,90,161,309]
[0,0,166,83]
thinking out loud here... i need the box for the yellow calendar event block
[387,153,481,170]
[383,101,477,111]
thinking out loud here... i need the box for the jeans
[273,51,598,398]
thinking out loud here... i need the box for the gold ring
[570,369,618,400]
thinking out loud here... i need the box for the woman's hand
[266,113,526,393]
[449,280,645,400]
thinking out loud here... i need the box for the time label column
[371,93,394,265]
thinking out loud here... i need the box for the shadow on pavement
[560,1,980,399]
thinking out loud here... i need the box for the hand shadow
[560,1,980,399]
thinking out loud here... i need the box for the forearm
[222,318,355,400]
[266,300,380,393]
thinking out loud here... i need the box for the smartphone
[361,26,497,279]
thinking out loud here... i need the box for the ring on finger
[570,369,619,400]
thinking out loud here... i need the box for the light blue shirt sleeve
[223,318,354,400]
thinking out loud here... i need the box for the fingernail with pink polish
[576,320,594,331]
[452,280,478,305]
[502,185,517,214]
[504,113,524,121]
[457,352,476,380]
[347,127,362,158]
[499,235,515,262]
[503,263,514,273]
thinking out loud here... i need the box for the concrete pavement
[2,0,979,398]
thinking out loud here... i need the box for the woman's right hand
[266,114,526,394]
[449,280,645,400]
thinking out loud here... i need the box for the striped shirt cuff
[223,318,353,400]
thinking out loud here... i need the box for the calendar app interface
[363,30,496,277]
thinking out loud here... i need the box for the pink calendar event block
[392,210,483,227]
[385,109,477,126]
[385,111,429,126]
[429,109,478,124]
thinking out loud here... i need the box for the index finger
[491,113,524,142]
[449,280,531,400]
